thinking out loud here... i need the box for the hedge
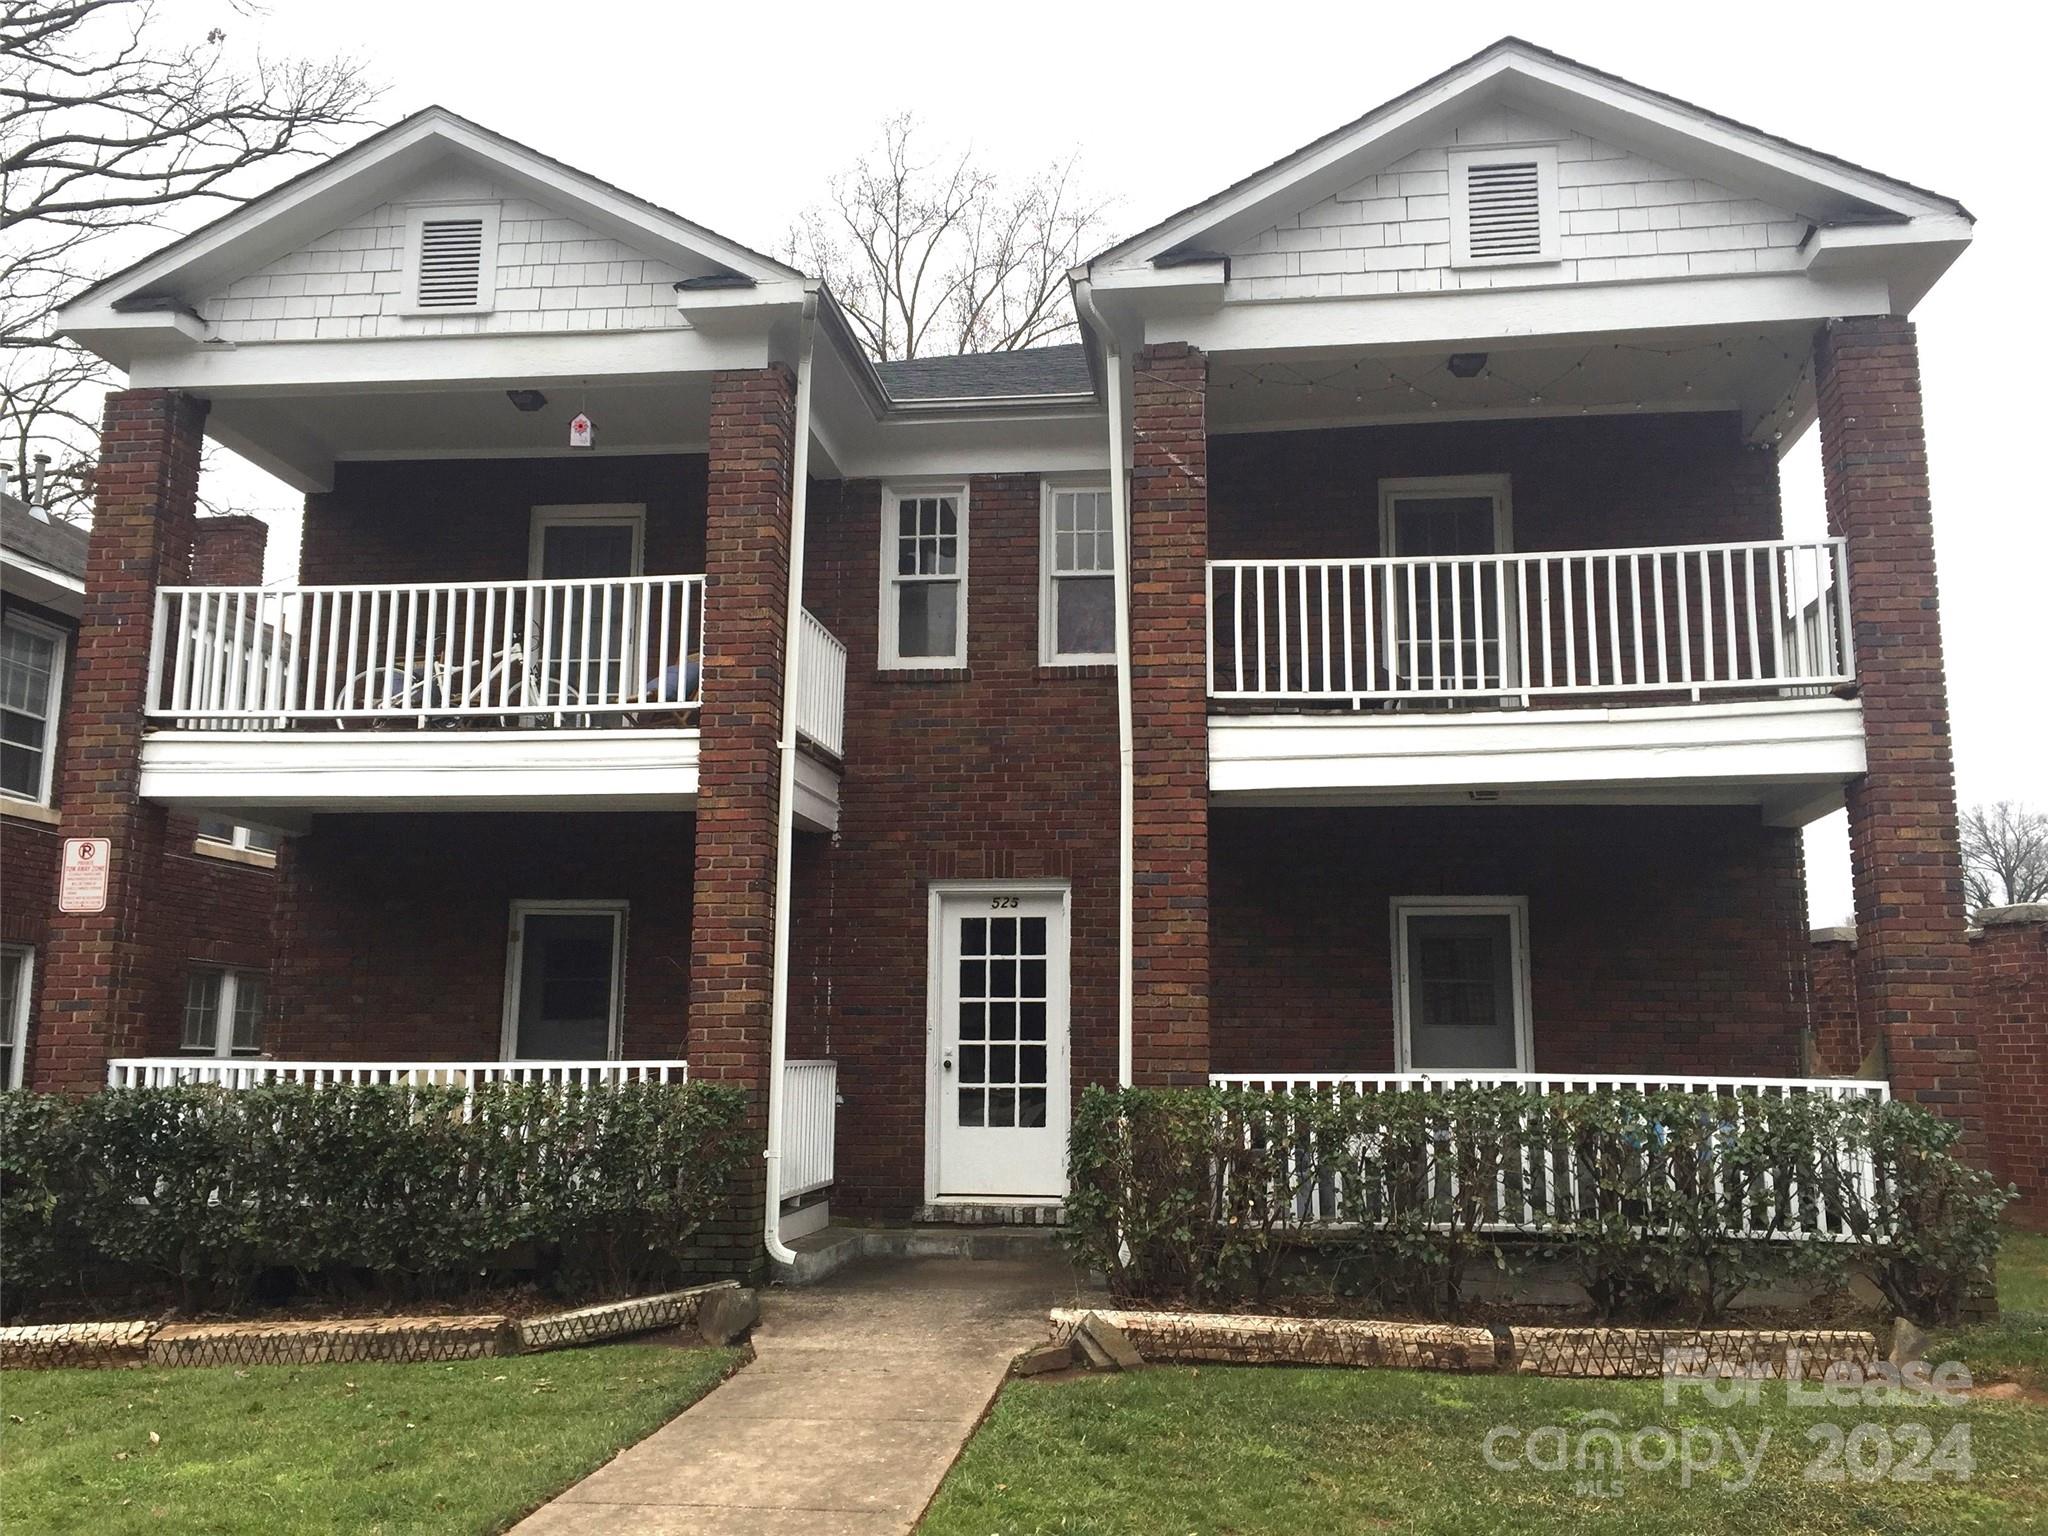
[1064,1084,2009,1324]
[0,1080,752,1313]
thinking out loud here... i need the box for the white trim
[500,899,628,1062]
[1,550,86,617]
[401,202,500,315]
[1,610,67,808]
[1376,474,1513,555]
[878,482,969,670]
[526,503,647,579]
[1447,144,1560,269]
[1,942,32,1090]
[1390,895,1532,1072]
[1038,481,1118,666]
[923,879,1073,1206]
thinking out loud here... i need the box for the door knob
[942,1054,954,1073]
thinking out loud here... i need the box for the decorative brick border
[1045,1308,1880,1382]
[0,1281,740,1371]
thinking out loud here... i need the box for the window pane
[897,581,958,659]
[243,825,282,854]
[0,622,55,717]
[231,976,264,1052]
[1392,495,1499,557]
[0,741,37,800]
[1056,576,1116,656]
[0,947,25,1047]
[197,816,236,844]
[182,971,222,1052]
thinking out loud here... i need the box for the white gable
[1227,108,1807,301]
[195,167,694,342]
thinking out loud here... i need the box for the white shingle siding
[195,172,693,341]
[1227,111,1806,299]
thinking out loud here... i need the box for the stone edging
[0,1281,739,1371]
[1045,1307,1880,1381]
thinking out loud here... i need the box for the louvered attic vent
[1449,146,1558,268]
[404,203,499,313]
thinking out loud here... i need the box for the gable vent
[415,218,486,306]
[1449,147,1558,268]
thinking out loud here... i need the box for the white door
[929,885,1070,1201]
[502,901,626,1060]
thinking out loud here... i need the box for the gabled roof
[1,492,90,581]
[60,106,802,329]
[1090,37,1971,272]
[875,345,1094,402]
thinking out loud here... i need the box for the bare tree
[785,113,1113,362]
[2,0,376,519]
[1960,801,2048,912]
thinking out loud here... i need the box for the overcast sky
[183,0,2040,926]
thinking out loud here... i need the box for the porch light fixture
[1446,353,1488,379]
[506,389,548,413]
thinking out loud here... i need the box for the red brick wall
[790,473,1120,1217]
[300,456,707,585]
[1212,804,1809,1075]
[269,812,692,1061]
[35,390,206,1092]
[1815,317,1981,1134]
[1975,912,2048,1227]
[191,514,270,586]
[1130,343,1211,1085]
[1807,931,1864,1076]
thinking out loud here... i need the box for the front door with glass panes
[929,885,1070,1201]
[528,506,643,715]
[1395,899,1529,1071]
[1379,477,1516,694]
[502,902,625,1060]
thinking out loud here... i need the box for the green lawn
[923,1228,2048,1536]
[0,1342,740,1536]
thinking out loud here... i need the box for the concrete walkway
[510,1250,1094,1535]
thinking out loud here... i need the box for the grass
[0,1341,740,1536]
[922,1227,2048,1535]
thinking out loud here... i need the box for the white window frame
[1377,474,1514,557]
[1447,144,1560,269]
[1389,895,1533,1073]
[1038,481,1118,666]
[181,966,265,1059]
[195,819,281,860]
[400,202,500,316]
[527,504,647,579]
[878,483,969,670]
[1,610,66,807]
[498,899,628,1062]
[1,943,32,1090]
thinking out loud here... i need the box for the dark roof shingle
[875,344,1093,402]
[1,492,90,579]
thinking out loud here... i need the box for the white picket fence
[1207,538,1852,706]
[1209,1070,1889,1239]
[781,1058,839,1199]
[147,575,704,726]
[107,1058,687,1089]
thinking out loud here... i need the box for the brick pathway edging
[0,1281,739,1371]
[1045,1307,1880,1380]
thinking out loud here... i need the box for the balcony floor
[1208,695,1864,826]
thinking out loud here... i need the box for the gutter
[1073,286,1136,1087]
[762,289,820,1267]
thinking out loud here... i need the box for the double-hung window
[1,944,31,1089]
[182,968,264,1057]
[197,817,282,857]
[881,487,966,668]
[1040,486,1117,664]
[1,612,64,805]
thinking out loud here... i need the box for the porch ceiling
[1207,321,1814,447]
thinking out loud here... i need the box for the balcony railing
[147,576,704,728]
[1210,1070,1887,1238]
[108,1058,688,1089]
[1207,538,1852,707]
[781,1058,838,1199]
[795,609,848,758]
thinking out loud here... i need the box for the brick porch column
[1129,343,1210,1085]
[688,366,796,1117]
[1813,316,1982,1136]
[33,389,207,1093]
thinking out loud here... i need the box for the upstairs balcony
[136,574,847,828]
[1206,537,1865,824]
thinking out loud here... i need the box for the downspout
[1076,287,1136,1087]
[763,289,818,1267]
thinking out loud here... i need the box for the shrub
[1064,1083,2010,1324]
[0,1080,752,1313]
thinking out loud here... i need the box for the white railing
[1207,539,1853,706]
[781,1058,838,1200]
[1210,1071,1888,1239]
[147,575,704,727]
[107,1058,687,1089]
[794,609,848,757]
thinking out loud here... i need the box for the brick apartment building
[16,38,2020,1249]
